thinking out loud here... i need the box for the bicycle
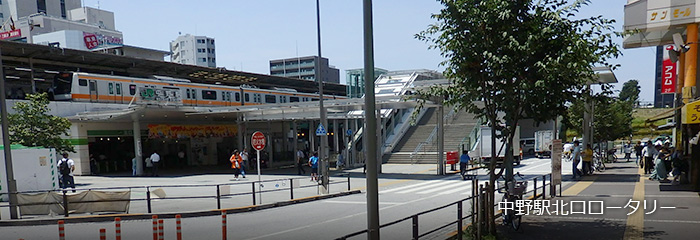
[497,172,528,231]
[593,152,606,172]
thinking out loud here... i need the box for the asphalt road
[0,156,559,240]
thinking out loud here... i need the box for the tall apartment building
[170,34,216,68]
[269,56,340,83]
[345,68,388,98]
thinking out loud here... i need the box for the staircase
[386,107,479,164]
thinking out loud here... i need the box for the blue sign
[346,129,353,136]
[315,123,327,136]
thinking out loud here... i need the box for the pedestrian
[634,141,643,166]
[58,153,76,192]
[670,148,687,185]
[641,141,658,174]
[308,152,319,182]
[570,140,582,179]
[132,154,138,176]
[240,149,249,178]
[296,149,306,175]
[150,151,161,177]
[230,150,243,180]
[336,151,344,170]
[177,149,186,168]
[582,144,593,175]
[623,141,632,162]
[459,150,471,180]
[89,153,97,175]
[649,146,669,181]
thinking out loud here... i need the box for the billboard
[661,45,677,94]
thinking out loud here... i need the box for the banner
[148,124,238,138]
[662,45,677,94]
[83,32,123,50]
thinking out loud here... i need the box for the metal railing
[336,173,558,240]
[0,174,353,219]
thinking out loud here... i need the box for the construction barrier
[115,217,122,240]
[158,219,164,240]
[57,220,65,240]
[221,210,227,240]
[99,228,106,240]
[176,214,182,240]
[152,215,158,240]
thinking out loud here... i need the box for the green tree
[9,93,74,153]
[619,79,641,106]
[415,0,620,235]
[566,94,634,143]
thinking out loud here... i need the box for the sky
[84,0,657,102]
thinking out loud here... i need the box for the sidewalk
[499,160,700,240]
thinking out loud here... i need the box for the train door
[107,82,116,103]
[185,88,197,106]
[115,83,123,103]
[89,80,98,102]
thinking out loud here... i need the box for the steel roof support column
[363,0,380,237]
[132,114,144,176]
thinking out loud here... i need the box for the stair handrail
[409,106,457,163]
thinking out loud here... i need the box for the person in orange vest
[230,150,243,180]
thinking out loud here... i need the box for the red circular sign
[251,131,266,151]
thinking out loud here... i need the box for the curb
[0,190,361,227]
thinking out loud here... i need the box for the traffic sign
[251,131,266,151]
[346,129,353,136]
[315,123,327,136]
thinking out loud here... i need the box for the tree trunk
[487,117,498,236]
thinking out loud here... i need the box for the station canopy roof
[0,40,346,95]
[69,96,440,123]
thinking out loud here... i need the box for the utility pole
[0,48,20,219]
[315,0,329,194]
[363,0,380,238]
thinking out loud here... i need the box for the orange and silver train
[51,72,343,106]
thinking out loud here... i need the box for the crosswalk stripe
[418,181,470,194]
[440,184,473,195]
[396,179,457,194]
[380,175,457,193]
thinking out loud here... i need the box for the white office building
[170,34,217,68]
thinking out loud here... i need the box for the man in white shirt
[570,141,582,179]
[297,149,306,175]
[58,153,76,192]
[641,141,658,175]
[240,149,249,178]
[150,151,161,177]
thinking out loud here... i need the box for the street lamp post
[315,0,329,194]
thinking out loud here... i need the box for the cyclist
[459,150,471,180]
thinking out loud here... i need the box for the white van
[520,138,535,155]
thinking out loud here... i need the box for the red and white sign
[662,45,677,94]
[251,131,266,151]
[0,29,22,40]
[84,33,99,49]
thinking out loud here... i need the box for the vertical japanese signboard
[551,139,562,186]
[662,45,677,94]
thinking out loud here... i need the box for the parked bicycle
[593,152,606,172]
[497,172,527,231]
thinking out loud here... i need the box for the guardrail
[0,174,353,219]
[336,173,558,240]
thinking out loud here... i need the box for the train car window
[290,96,299,102]
[312,98,319,101]
[129,84,136,95]
[235,92,240,101]
[245,93,250,102]
[78,79,88,86]
[116,83,121,95]
[192,89,196,99]
[280,96,287,103]
[108,83,114,94]
[256,93,262,103]
[265,95,276,103]
[186,89,191,99]
[202,90,217,100]
[89,82,96,91]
